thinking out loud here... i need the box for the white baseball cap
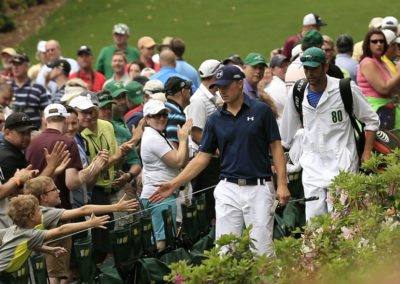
[149,92,167,102]
[143,99,168,116]
[368,17,383,29]
[143,79,164,95]
[44,104,70,119]
[303,13,326,26]
[381,16,398,30]
[37,41,47,53]
[382,29,397,45]
[198,59,221,78]
[69,95,96,110]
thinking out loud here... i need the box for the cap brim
[222,58,233,65]
[77,51,92,56]
[302,61,322,68]
[111,89,127,98]
[209,80,235,89]
[247,60,267,66]
[317,21,327,26]
[99,100,115,108]
[13,125,37,132]
[157,44,170,51]
[146,108,169,116]
[76,105,96,110]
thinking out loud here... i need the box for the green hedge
[0,0,48,33]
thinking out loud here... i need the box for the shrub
[166,150,400,283]
[0,13,15,32]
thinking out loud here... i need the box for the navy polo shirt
[199,94,280,179]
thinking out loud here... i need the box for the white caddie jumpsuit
[280,76,380,221]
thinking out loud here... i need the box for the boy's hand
[89,213,110,229]
[49,246,68,258]
[115,193,139,212]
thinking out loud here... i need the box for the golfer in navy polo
[150,65,290,255]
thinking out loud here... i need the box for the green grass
[18,0,397,67]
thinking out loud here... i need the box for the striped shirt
[11,79,49,128]
[165,99,186,144]
[51,85,65,104]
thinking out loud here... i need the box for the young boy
[23,176,138,283]
[0,194,109,274]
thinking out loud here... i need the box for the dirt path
[0,0,65,49]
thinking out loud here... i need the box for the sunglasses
[78,109,96,117]
[149,113,168,120]
[44,187,59,194]
[370,39,385,44]
[300,55,326,64]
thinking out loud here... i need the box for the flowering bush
[166,150,400,283]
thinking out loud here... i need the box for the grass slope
[19,0,397,67]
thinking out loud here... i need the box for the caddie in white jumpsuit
[280,47,380,221]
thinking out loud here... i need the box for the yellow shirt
[381,55,396,75]
[81,119,118,191]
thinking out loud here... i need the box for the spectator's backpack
[292,78,400,157]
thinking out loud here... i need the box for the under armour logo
[216,70,223,79]
[247,116,254,121]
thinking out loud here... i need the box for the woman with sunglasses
[357,29,400,129]
[140,99,192,251]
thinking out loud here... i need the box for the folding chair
[110,226,134,280]
[180,203,201,249]
[73,237,101,283]
[140,215,157,257]
[29,254,49,284]
[193,194,209,235]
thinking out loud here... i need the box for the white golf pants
[214,179,275,256]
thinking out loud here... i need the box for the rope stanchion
[45,184,218,244]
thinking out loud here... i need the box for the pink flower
[175,274,183,284]
[341,226,354,240]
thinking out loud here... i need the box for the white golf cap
[198,59,222,78]
[149,92,167,102]
[44,104,70,119]
[37,41,47,53]
[143,99,168,116]
[143,79,164,95]
[303,13,326,26]
[69,95,96,110]
[381,16,398,30]
[382,29,397,45]
[368,17,383,29]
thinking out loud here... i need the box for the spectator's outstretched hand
[54,154,72,176]
[115,193,139,212]
[14,165,38,183]
[177,118,192,142]
[48,246,68,258]
[129,119,145,144]
[44,141,70,170]
[112,170,129,188]
[89,213,110,229]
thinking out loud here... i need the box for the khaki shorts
[45,237,72,278]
